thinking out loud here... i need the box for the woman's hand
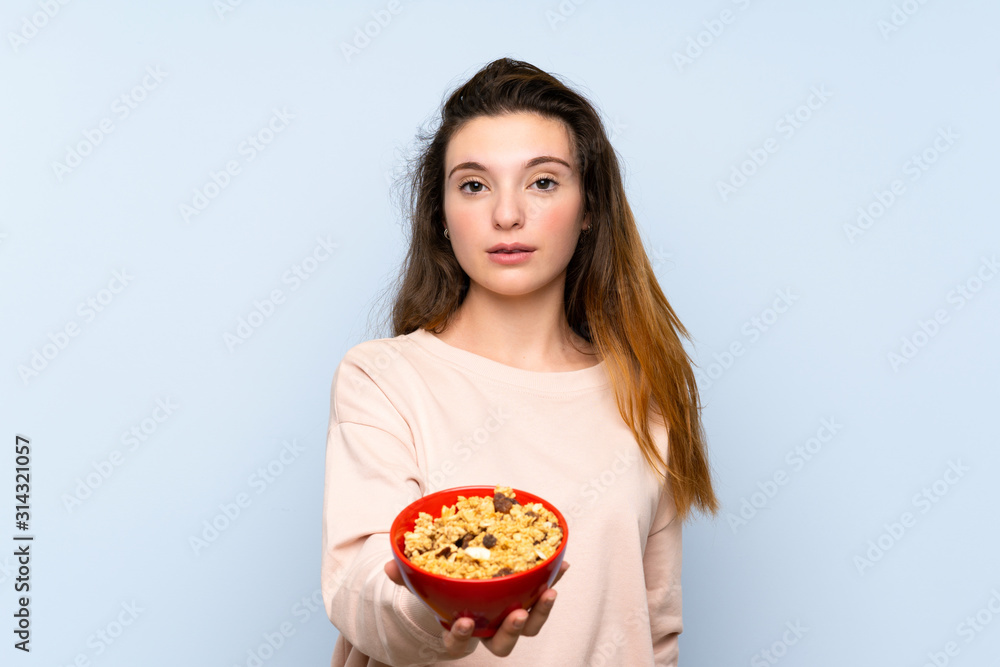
[383,559,570,658]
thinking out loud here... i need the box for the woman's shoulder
[333,331,427,390]
[329,332,430,418]
[339,331,424,369]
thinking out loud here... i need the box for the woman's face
[442,112,588,299]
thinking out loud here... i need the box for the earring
[444,228,450,240]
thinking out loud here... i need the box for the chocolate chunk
[436,546,452,558]
[493,493,514,514]
[492,567,514,578]
[483,533,497,548]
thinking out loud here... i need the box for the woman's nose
[491,190,524,229]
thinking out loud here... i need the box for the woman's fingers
[481,608,530,657]
[551,560,570,586]
[387,558,569,655]
[519,589,557,637]
[383,560,405,586]
[441,617,477,655]
[514,561,568,639]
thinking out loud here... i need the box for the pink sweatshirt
[321,328,682,667]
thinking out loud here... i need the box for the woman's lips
[488,249,534,265]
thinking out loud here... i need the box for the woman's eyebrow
[447,155,572,180]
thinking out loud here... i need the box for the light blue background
[2,1,998,665]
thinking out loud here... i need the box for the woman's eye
[458,177,558,193]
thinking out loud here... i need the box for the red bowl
[390,485,569,638]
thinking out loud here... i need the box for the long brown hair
[370,57,719,523]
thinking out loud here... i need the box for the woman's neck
[430,290,597,372]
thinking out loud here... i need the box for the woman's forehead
[446,114,576,171]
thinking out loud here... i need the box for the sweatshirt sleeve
[643,483,683,667]
[321,351,480,666]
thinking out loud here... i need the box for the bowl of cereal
[390,485,568,638]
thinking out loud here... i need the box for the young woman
[322,57,719,667]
